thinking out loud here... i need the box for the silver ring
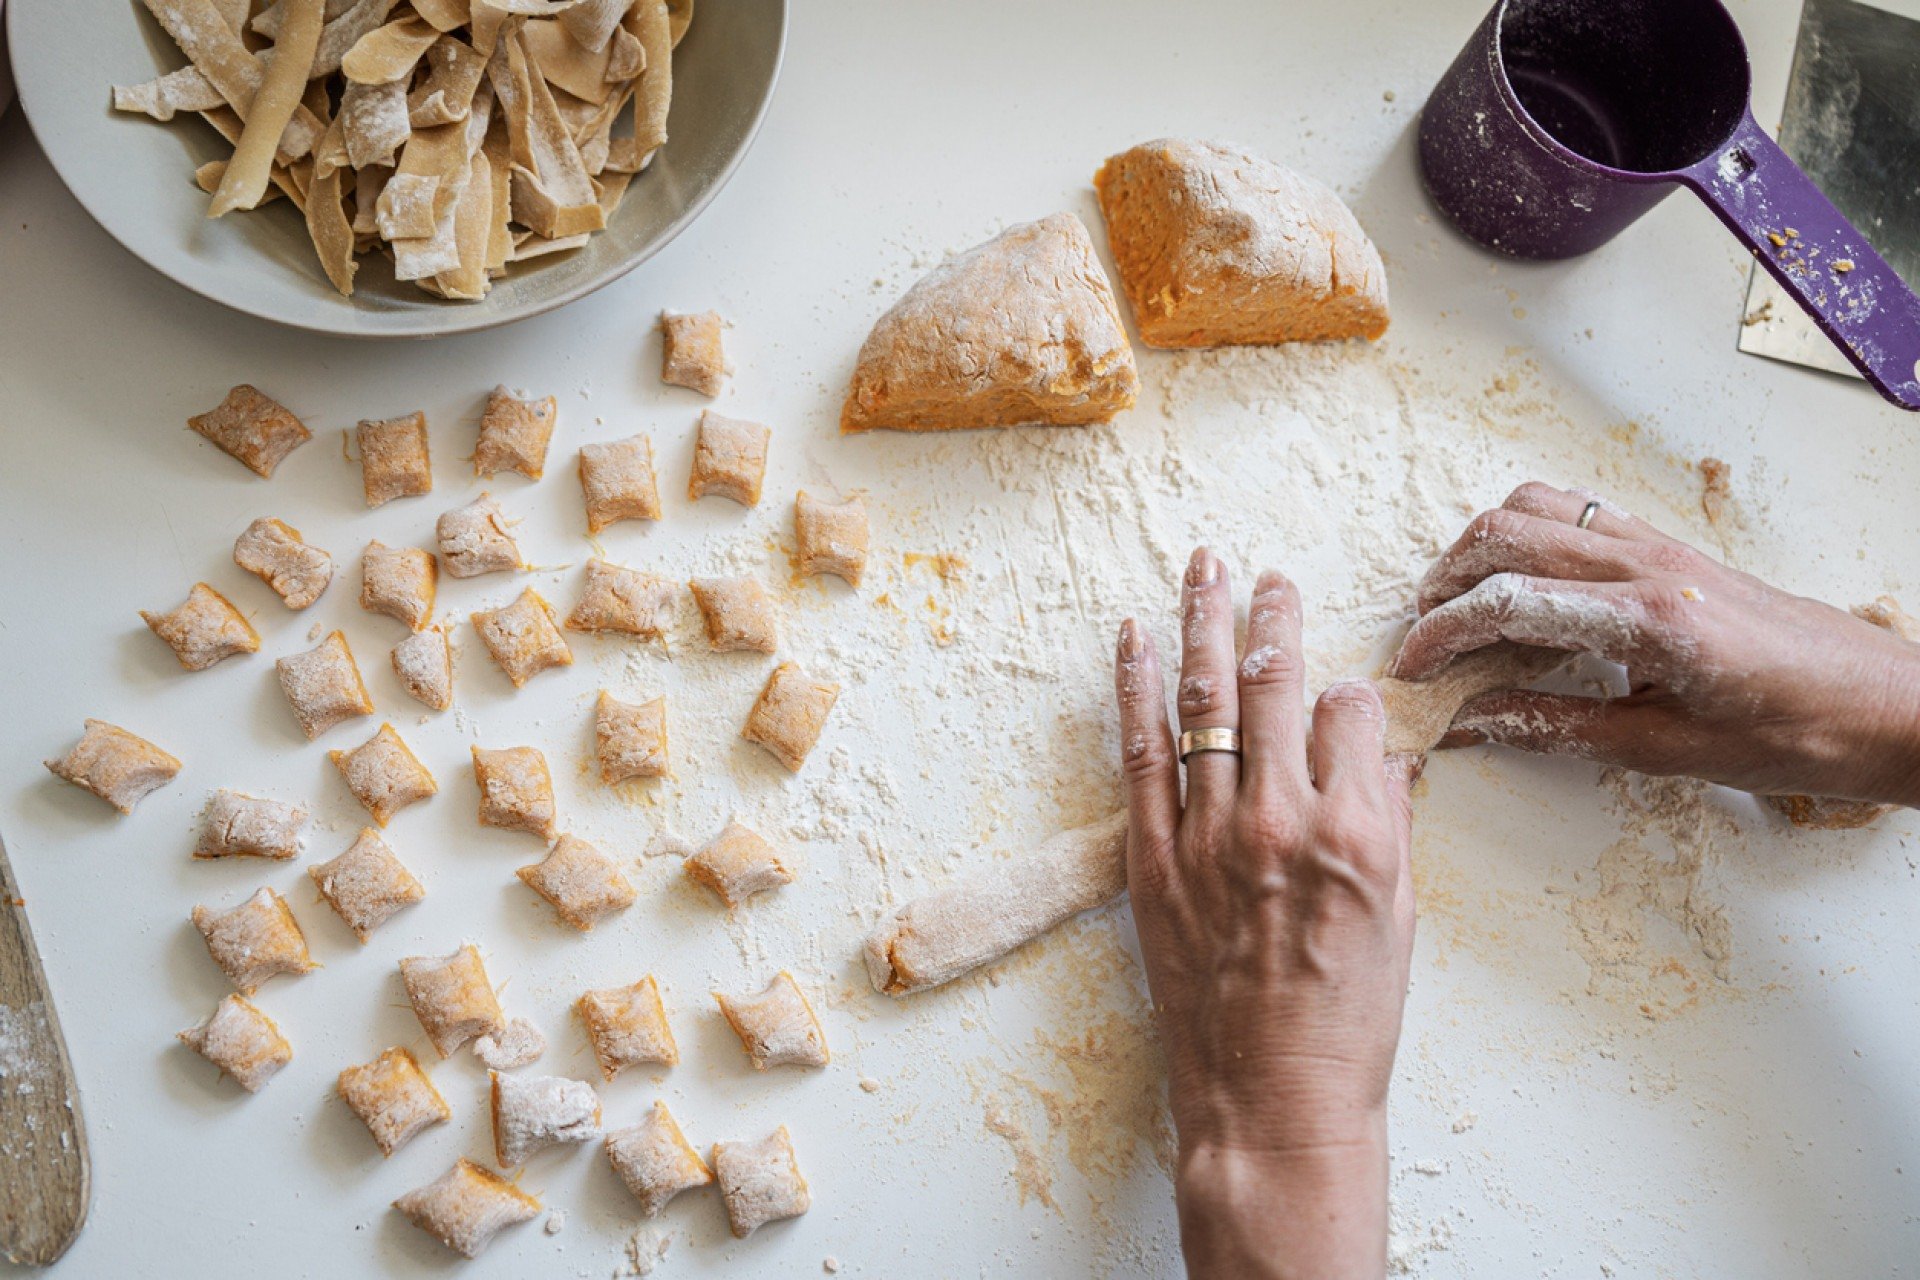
[1575,499,1602,529]
[1178,727,1242,761]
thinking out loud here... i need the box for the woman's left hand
[1116,547,1416,1280]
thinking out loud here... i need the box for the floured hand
[1116,549,1413,1280]
[1399,482,1920,806]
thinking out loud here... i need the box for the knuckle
[1318,678,1385,720]
[1469,506,1527,546]
[1634,540,1704,577]
[1238,638,1303,689]
[1233,805,1306,853]
[1319,806,1388,860]
[1176,674,1227,717]
[1503,481,1558,515]
[1121,737,1171,780]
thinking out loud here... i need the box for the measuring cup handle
[1681,113,1920,411]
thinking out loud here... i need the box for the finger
[1114,619,1179,888]
[1501,480,1677,545]
[1416,507,1650,615]
[1309,678,1389,806]
[1441,689,1673,771]
[1176,547,1241,816]
[1391,573,1643,680]
[1237,569,1308,800]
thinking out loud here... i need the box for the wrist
[1855,650,1920,807]
[1175,1114,1388,1280]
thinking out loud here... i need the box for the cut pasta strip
[517,834,636,931]
[567,560,674,638]
[491,1071,600,1167]
[576,976,677,1080]
[686,821,792,907]
[235,517,333,609]
[331,723,438,825]
[392,627,454,710]
[340,77,410,169]
[472,746,558,838]
[577,434,661,531]
[494,27,606,239]
[475,386,557,479]
[559,0,627,52]
[712,1127,811,1238]
[309,827,426,940]
[361,541,438,630]
[409,34,488,126]
[688,576,776,653]
[795,492,870,587]
[188,385,312,476]
[338,1046,449,1156]
[196,790,307,860]
[139,0,323,161]
[113,66,226,121]
[304,124,359,294]
[438,492,523,577]
[179,994,292,1093]
[209,0,323,216]
[277,631,374,739]
[594,690,668,783]
[473,589,574,686]
[142,582,260,670]
[393,1158,539,1259]
[688,411,769,505]
[715,971,828,1070]
[606,1102,712,1217]
[45,720,181,813]
[192,886,316,993]
[742,663,839,772]
[658,310,725,395]
[628,1,672,162]
[357,411,433,506]
[342,15,440,83]
[401,944,505,1057]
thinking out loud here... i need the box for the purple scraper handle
[1684,111,1920,409]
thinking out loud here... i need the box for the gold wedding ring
[1178,727,1243,761]
[1575,499,1602,529]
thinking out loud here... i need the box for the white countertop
[2,2,1917,1277]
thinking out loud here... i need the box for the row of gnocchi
[182,948,821,1256]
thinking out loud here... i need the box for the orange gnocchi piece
[688,575,777,653]
[606,1101,712,1217]
[576,976,677,1080]
[141,582,260,670]
[516,834,636,931]
[712,1126,811,1238]
[178,993,292,1092]
[685,820,793,907]
[393,1158,539,1258]
[400,945,506,1057]
[309,828,426,941]
[191,886,316,993]
[45,719,181,813]
[391,626,454,710]
[475,386,557,481]
[566,559,675,638]
[235,517,333,609]
[361,541,438,630]
[472,589,573,686]
[594,690,668,783]
[358,411,433,507]
[189,385,311,478]
[578,434,661,532]
[330,723,437,825]
[688,410,769,506]
[337,1046,450,1156]
[437,493,522,578]
[742,662,839,772]
[276,631,374,739]
[715,971,828,1070]
[659,309,728,396]
[472,746,557,838]
[795,491,870,586]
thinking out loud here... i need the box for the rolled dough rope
[862,643,1569,996]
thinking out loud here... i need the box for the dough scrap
[235,517,333,609]
[330,723,438,825]
[475,385,557,480]
[357,411,433,506]
[490,1071,600,1167]
[393,1158,539,1258]
[795,491,869,587]
[1092,138,1390,348]
[742,662,839,772]
[472,745,558,838]
[658,310,727,395]
[840,213,1137,432]
[361,541,438,630]
[438,492,523,577]
[594,690,669,783]
[688,411,769,506]
[567,559,675,638]
[188,385,312,477]
[179,993,292,1092]
[685,820,792,907]
[309,827,426,940]
[689,575,777,653]
[392,626,455,710]
[473,1016,547,1070]
[715,971,828,1070]
[577,976,678,1079]
[192,886,316,993]
[401,944,506,1057]
[712,1126,810,1238]
[195,789,307,860]
[337,1046,450,1155]
[45,720,182,814]
[517,833,636,930]
[606,1101,712,1216]
[473,588,574,685]
[578,434,662,531]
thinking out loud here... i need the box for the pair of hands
[1116,482,1920,1277]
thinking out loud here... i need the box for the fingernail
[1118,618,1143,662]
[1254,569,1286,595]
[1187,547,1218,587]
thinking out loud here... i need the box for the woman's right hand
[1392,482,1920,806]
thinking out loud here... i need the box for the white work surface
[3,2,1918,1277]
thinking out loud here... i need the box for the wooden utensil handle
[0,834,91,1265]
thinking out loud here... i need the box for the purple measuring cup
[1418,0,1920,411]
